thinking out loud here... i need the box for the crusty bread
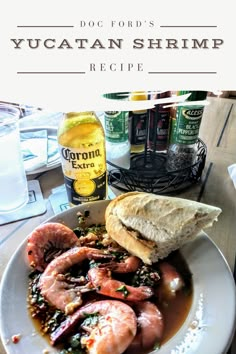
[105,192,222,264]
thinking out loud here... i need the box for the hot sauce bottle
[148,91,171,152]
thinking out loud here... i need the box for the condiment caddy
[105,91,208,194]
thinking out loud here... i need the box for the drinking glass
[0,103,28,213]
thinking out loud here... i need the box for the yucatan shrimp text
[10,38,224,50]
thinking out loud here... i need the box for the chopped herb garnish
[73,227,85,237]
[110,251,127,260]
[89,260,102,268]
[68,333,81,348]
[116,285,130,298]
[83,311,99,318]
[94,241,104,249]
[153,341,161,350]
[84,210,90,217]
[132,265,160,287]
[81,312,100,327]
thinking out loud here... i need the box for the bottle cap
[129,91,148,101]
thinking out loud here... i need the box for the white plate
[0,200,236,354]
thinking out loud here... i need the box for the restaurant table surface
[0,96,236,354]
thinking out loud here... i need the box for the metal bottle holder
[107,138,207,195]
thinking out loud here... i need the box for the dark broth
[158,251,193,344]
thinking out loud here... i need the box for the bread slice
[105,192,222,264]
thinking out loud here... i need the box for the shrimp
[157,261,185,301]
[126,301,164,353]
[39,246,112,314]
[27,222,80,271]
[102,255,141,273]
[50,300,137,354]
[88,267,153,302]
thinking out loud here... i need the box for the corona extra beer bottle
[58,111,107,205]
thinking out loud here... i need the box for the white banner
[0,0,235,111]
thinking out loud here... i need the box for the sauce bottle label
[173,106,204,145]
[149,107,170,151]
[104,111,129,143]
[59,144,107,203]
[129,112,147,146]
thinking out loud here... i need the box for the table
[0,96,236,353]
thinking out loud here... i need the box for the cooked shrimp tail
[101,255,141,273]
[157,261,185,300]
[88,267,153,301]
[126,301,164,353]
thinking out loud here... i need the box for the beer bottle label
[58,144,107,204]
[173,105,204,145]
[129,112,147,145]
[104,111,129,143]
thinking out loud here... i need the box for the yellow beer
[58,111,107,205]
